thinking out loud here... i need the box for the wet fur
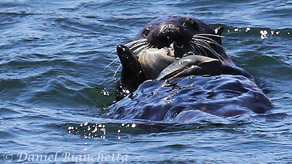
[107,16,271,120]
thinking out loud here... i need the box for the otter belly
[106,75,271,123]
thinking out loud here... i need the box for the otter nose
[148,22,184,48]
[160,24,180,34]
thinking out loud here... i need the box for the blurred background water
[0,0,292,163]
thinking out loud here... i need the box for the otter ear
[214,26,224,36]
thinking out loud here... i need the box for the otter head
[134,16,227,59]
[115,16,246,95]
[141,17,195,56]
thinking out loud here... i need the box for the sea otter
[106,16,271,121]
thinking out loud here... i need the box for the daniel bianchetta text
[3,152,128,162]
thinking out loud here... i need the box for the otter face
[142,17,196,50]
[131,16,227,60]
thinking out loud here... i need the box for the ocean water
[1,0,292,163]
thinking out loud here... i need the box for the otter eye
[184,19,199,31]
[142,26,150,37]
[143,29,149,37]
[190,21,199,30]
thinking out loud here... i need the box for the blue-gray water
[1,0,292,163]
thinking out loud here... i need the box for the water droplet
[260,30,268,40]
[92,127,98,133]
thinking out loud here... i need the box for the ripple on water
[0,106,22,122]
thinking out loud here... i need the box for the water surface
[1,0,292,163]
